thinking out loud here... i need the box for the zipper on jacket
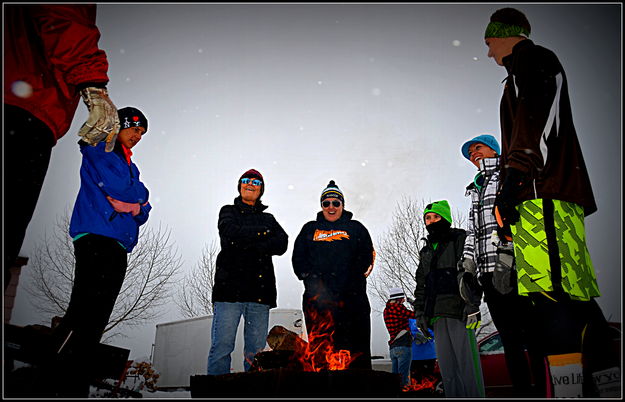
[109,211,119,221]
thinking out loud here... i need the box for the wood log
[266,325,307,351]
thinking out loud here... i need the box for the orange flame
[402,375,438,392]
[294,308,358,371]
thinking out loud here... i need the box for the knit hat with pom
[320,180,344,205]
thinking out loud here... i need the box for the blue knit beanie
[461,134,500,160]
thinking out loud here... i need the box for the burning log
[266,325,308,352]
[251,325,306,371]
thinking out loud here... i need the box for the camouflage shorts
[510,199,600,301]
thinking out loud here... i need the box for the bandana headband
[485,21,530,38]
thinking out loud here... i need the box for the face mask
[425,219,451,241]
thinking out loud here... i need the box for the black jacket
[500,39,596,215]
[212,196,288,308]
[292,210,374,311]
[414,228,467,320]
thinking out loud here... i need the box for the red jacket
[383,301,414,345]
[4,4,109,143]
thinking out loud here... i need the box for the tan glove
[78,87,120,152]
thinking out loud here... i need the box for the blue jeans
[390,345,412,387]
[207,302,270,375]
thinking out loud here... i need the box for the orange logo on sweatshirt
[313,229,350,242]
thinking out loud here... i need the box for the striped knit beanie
[320,180,344,205]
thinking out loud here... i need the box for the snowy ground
[139,389,191,399]
[90,385,191,399]
[89,380,191,399]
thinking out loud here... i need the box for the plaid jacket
[463,157,501,276]
[383,301,414,345]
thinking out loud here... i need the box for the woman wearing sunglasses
[292,180,375,370]
[207,168,289,375]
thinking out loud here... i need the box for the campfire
[256,308,359,372]
[190,309,440,397]
[191,312,402,397]
[403,374,439,393]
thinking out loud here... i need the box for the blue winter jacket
[69,141,151,252]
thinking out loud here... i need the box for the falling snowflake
[452,40,461,47]
[11,81,32,98]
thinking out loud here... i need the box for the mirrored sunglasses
[322,200,342,208]
[241,178,263,186]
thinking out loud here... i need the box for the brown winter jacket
[499,39,597,216]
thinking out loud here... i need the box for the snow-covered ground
[89,375,192,399]
[89,385,191,399]
[139,389,191,399]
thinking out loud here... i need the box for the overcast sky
[9,3,622,361]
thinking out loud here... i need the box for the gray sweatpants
[433,317,485,397]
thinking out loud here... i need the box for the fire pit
[190,322,441,398]
[190,368,401,398]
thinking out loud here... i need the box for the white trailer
[151,308,305,389]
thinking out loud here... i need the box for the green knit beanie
[423,200,452,225]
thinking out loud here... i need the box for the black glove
[493,243,516,295]
[413,329,430,344]
[415,311,429,336]
[458,271,477,305]
[457,257,477,275]
[494,167,526,226]
[464,304,481,330]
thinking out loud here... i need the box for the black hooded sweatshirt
[292,210,374,311]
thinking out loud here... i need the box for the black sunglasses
[322,200,342,208]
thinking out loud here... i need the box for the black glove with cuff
[494,167,526,225]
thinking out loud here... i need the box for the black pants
[481,272,547,397]
[531,200,617,396]
[48,234,128,397]
[3,104,55,288]
[303,296,372,370]
[528,290,618,397]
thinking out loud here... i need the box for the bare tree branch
[24,211,182,343]
[174,240,219,318]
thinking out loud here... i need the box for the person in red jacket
[383,287,416,388]
[3,4,119,287]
